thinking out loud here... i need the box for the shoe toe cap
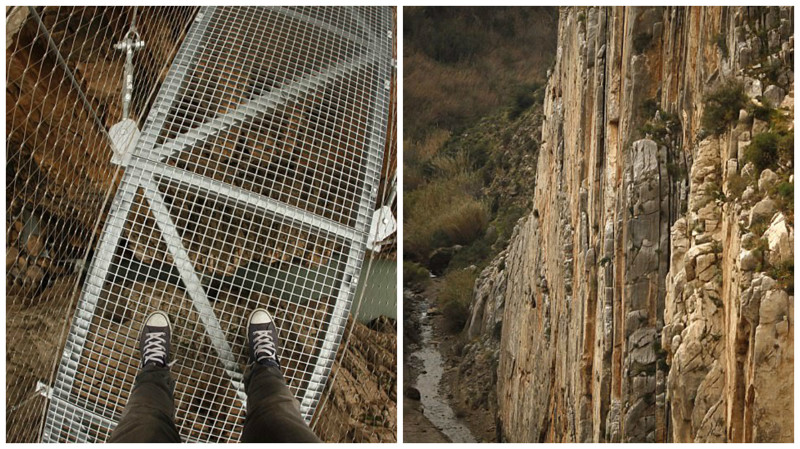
[250,309,273,325]
[147,312,169,327]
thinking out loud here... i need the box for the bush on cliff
[744,132,779,171]
[701,82,747,136]
[744,130,792,172]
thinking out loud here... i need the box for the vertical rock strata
[482,6,793,442]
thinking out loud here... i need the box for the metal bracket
[36,381,53,400]
[109,118,139,166]
[366,206,396,252]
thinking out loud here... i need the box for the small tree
[701,82,747,136]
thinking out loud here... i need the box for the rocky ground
[314,316,398,443]
[403,402,450,443]
[6,275,83,443]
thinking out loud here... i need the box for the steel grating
[42,6,393,442]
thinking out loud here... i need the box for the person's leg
[108,311,181,443]
[240,309,321,443]
[108,365,181,443]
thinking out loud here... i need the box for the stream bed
[409,296,477,443]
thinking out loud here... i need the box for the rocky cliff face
[465,6,793,442]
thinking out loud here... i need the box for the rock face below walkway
[462,6,793,443]
[314,316,397,442]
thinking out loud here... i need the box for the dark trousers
[108,364,321,443]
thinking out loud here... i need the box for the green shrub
[466,139,491,169]
[701,83,747,136]
[439,200,490,245]
[666,162,687,181]
[641,120,668,141]
[775,181,793,198]
[509,83,542,120]
[751,237,769,272]
[748,100,775,122]
[771,180,793,218]
[448,236,491,271]
[423,19,484,64]
[439,269,477,334]
[761,59,782,85]
[749,217,770,238]
[768,260,793,294]
[776,129,793,162]
[429,150,472,178]
[743,132,780,171]
[640,98,659,119]
[641,111,681,144]
[726,173,750,200]
[403,261,430,287]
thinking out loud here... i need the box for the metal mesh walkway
[42,6,393,442]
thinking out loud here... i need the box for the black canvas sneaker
[247,309,281,368]
[139,311,171,368]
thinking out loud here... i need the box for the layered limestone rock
[481,6,793,443]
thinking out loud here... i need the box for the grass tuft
[438,269,478,334]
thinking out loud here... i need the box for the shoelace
[252,329,277,362]
[143,331,167,366]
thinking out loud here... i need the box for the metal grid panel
[6,6,198,443]
[43,6,393,442]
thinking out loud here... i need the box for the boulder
[737,43,752,67]
[757,168,780,193]
[759,289,789,325]
[780,90,793,109]
[763,85,786,106]
[739,249,758,271]
[742,185,757,202]
[696,253,717,282]
[764,213,792,265]
[749,197,776,226]
[768,30,782,53]
[744,78,763,99]
[741,232,758,249]
[405,386,422,401]
[428,245,462,276]
[741,162,757,179]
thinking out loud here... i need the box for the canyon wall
[466,6,793,442]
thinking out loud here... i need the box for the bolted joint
[113,37,145,52]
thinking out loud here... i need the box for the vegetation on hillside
[404,7,557,328]
[404,7,557,142]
